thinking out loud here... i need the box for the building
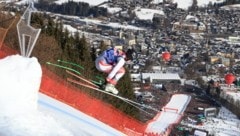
[131,73,181,84]
[172,15,206,32]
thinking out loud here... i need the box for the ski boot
[104,83,119,95]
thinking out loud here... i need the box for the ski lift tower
[17,1,41,57]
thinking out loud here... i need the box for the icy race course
[0,55,124,136]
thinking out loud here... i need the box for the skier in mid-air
[95,47,127,95]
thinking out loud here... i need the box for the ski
[66,70,100,88]
[57,59,84,70]
[46,62,81,75]
[47,61,103,86]
[67,77,161,113]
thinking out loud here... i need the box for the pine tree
[91,46,97,61]
[31,13,44,29]
[77,35,94,79]
[118,68,134,99]
[189,0,198,11]
[59,27,69,51]
[46,16,54,35]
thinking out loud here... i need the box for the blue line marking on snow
[38,99,119,136]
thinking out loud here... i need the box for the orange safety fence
[0,44,18,58]
[0,45,147,135]
[163,107,178,113]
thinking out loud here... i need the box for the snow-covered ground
[134,8,165,21]
[182,107,240,136]
[38,93,125,136]
[146,94,191,134]
[79,18,145,30]
[54,0,108,6]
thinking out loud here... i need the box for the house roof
[142,73,181,80]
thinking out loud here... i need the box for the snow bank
[0,55,41,115]
[0,55,73,136]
